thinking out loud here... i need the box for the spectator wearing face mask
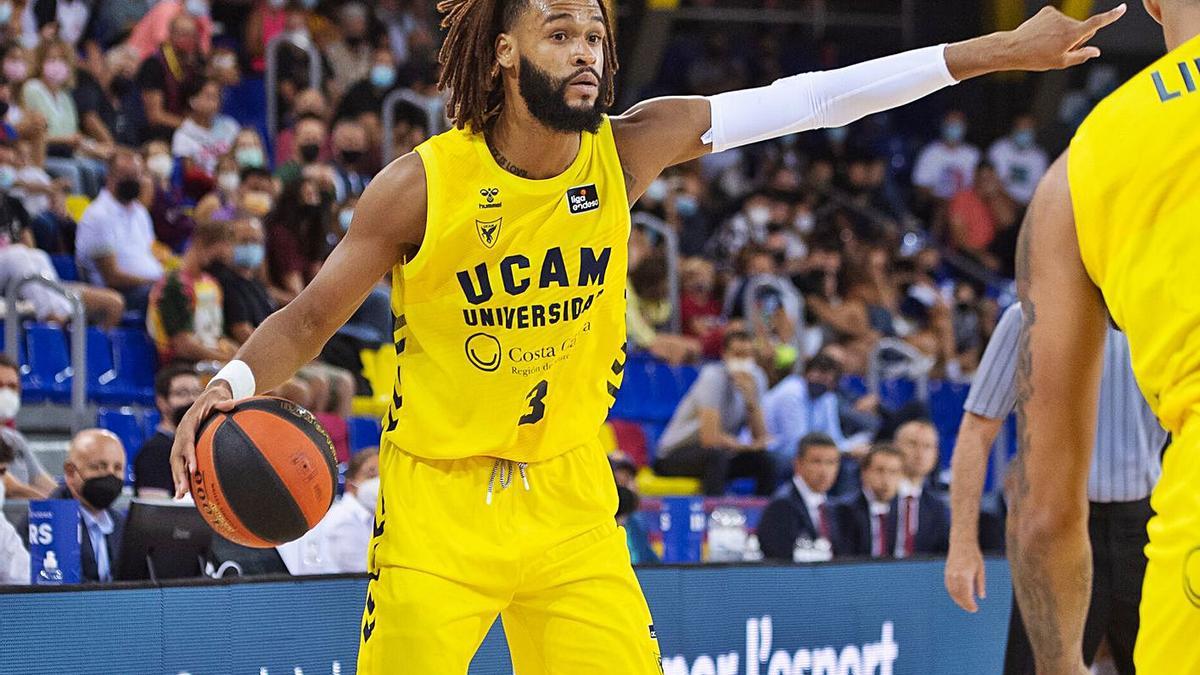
[323,2,373,102]
[319,447,379,573]
[231,127,269,172]
[272,87,329,168]
[76,149,163,313]
[330,119,370,203]
[274,113,331,188]
[132,365,201,498]
[74,44,142,151]
[333,46,399,138]
[146,219,239,365]
[986,114,1049,206]
[0,355,57,500]
[171,78,239,199]
[34,429,128,583]
[136,12,208,143]
[22,39,107,196]
[143,140,195,253]
[911,110,981,203]
[0,434,31,585]
[193,155,242,226]
[763,353,873,483]
[265,177,330,301]
[679,257,725,359]
[653,330,776,496]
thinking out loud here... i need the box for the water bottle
[39,551,64,583]
[706,506,748,562]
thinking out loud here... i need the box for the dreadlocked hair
[435,0,619,132]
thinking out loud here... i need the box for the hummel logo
[479,187,502,209]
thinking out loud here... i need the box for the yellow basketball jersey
[1070,33,1200,433]
[380,117,629,462]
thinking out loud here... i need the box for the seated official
[757,433,841,562]
[830,444,905,559]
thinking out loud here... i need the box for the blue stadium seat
[142,409,161,438]
[97,407,146,483]
[49,254,78,282]
[611,352,653,420]
[81,327,124,404]
[23,324,71,402]
[110,328,157,405]
[641,420,666,463]
[347,416,382,454]
[929,380,971,470]
[727,478,757,496]
[878,377,917,411]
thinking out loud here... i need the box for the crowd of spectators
[0,0,1070,580]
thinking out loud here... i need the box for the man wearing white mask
[986,114,1049,205]
[653,330,776,496]
[0,355,56,500]
[319,447,380,573]
[0,434,32,585]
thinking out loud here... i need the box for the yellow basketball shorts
[356,436,662,674]
[1136,417,1200,673]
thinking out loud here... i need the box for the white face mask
[0,388,19,421]
[354,476,380,512]
[147,154,173,180]
[217,171,240,194]
[725,357,755,375]
[747,205,771,228]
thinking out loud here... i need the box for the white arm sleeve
[704,44,958,153]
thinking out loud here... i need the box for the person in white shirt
[893,420,950,558]
[75,150,164,313]
[171,79,240,181]
[0,435,32,585]
[986,114,1050,205]
[912,110,982,201]
[278,447,380,575]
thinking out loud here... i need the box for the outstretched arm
[612,5,1125,200]
[1009,153,1106,674]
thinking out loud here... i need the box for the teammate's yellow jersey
[380,116,629,462]
[1070,33,1200,434]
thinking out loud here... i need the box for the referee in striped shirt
[944,302,1165,675]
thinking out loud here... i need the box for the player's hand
[1005,4,1126,71]
[170,381,237,499]
[945,537,987,613]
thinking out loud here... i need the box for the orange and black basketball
[191,397,338,548]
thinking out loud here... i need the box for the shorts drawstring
[486,459,531,505]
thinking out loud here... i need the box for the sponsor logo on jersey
[476,217,502,249]
[567,184,600,214]
[479,187,502,209]
[464,332,502,372]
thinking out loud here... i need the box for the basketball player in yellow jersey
[1009,2,1200,673]
[166,0,1119,670]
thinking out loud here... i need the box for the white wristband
[703,43,957,153]
[212,359,256,400]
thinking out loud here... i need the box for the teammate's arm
[1009,154,1107,674]
[169,154,427,498]
[611,5,1124,201]
[945,411,1004,612]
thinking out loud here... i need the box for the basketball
[191,397,338,548]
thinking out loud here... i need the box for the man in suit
[831,444,904,558]
[893,419,951,557]
[758,433,841,562]
[60,430,127,583]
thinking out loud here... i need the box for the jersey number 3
[519,380,549,425]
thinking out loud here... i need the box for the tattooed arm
[1009,152,1107,673]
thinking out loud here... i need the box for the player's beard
[518,56,608,134]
